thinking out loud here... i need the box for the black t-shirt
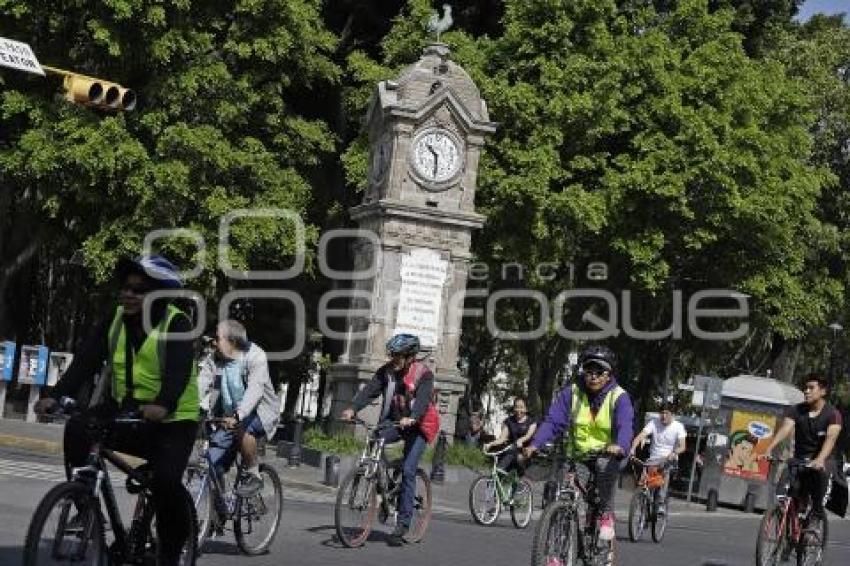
[785,402,843,460]
[504,415,536,443]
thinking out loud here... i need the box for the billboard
[1,341,15,382]
[723,409,777,481]
[18,345,49,386]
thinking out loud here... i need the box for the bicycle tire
[184,464,214,553]
[531,500,577,566]
[235,463,284,555]
[510,479,534,529]
[651,505,667,543]
[23,481,106,566]
[756,505,785,566]
[403,468,432,543]
[628,490,648,542]
[796,514,828,566]
[334,467,377,548]
[468,475,501,526]
[148,486,199,566]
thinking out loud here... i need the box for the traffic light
[62,74,136,111]
[41,66,136,111]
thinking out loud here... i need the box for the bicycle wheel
[531,501,577,566]
[756,505,785,566]
[405,468,433,542]
[651,493,668,543]
[628,490,649,542]
[184,464,214,552]
[148,487,198,566]
[23,482,105,566]
[469,475,501,525]
[510,479,534,529]
[335,467,377,548]
[235,464,284,555]
[796,515,828,566]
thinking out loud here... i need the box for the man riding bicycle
[761,373,844,525]
[36,254,199,566]
[341,333,439,546]
[197,319,280,497]
[629,403,686,507]
[524,345,635,542]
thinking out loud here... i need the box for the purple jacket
[531,378,635,454]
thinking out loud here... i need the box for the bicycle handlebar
[482,444,515,457]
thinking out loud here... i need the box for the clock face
[410,129,462,186]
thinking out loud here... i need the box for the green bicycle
[468,444,534,528]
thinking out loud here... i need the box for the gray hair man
[198,319,280,496]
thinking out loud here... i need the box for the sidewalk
[0,418,736,519]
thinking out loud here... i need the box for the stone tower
[326,43,496,435]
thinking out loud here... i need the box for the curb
[0,433,62,455]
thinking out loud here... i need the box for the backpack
[402,361,441,444]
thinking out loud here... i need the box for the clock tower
[326,43,496,436]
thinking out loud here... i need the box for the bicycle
[627,457,674,543]
[334,418,433,547]
[468,444,534,528]
[183,416,283,555]
[23,397,198,566]
[756,457,829,566]
[530,449,617,566]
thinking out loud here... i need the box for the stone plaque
[393,248,448,348]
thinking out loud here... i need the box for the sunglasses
[584,367,608,378]
[121,284,151,296]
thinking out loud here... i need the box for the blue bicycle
[183,417,283,555]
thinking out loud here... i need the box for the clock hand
[427,144,439,177]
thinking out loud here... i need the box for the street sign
[692,374,724,410]
[0,37,45,76]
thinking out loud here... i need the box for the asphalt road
[0,447,848,566]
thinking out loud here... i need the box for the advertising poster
[18,345,49,386]
[1,341,15,382]
[723,409,777,481]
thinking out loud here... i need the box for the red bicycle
[755,457,829,566]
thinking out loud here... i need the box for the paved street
[1,448,849,565]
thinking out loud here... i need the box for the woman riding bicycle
[340,333,439,546]
[36,254,199,566]
[524,345,635,542]
[484,397,537,476]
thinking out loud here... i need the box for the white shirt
[642,418,687,461]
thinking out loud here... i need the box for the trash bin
[697,374,803,513]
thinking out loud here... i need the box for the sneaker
[545,558,564,566]
[598,513,615,541]
[236,474,263,498]
[387,523,408,547]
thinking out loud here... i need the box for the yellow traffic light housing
[43,65,136,112]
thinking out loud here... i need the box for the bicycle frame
[482,446,520,504]
[70,432,155,561]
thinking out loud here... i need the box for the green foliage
[302,427,364,455]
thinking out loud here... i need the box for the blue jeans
[379,423,428,528]
[208,412,266,475]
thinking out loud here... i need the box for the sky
[796,0,848,21]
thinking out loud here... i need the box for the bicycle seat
[126,463,154,494]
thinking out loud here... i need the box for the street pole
[828,322,843,385]
[686,405,706,504]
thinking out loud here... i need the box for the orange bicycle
[628,458,673,543]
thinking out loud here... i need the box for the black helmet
[578,344,616,372]
[386,333,420,357]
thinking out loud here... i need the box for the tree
[0,1,340,352]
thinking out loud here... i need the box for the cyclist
[484,396,538,475]
[197,319,280,497]
[524,345,635,541]
[341,333,439,546]
[36,254,199,566]
[629,403,686,509]
[761,373,844,527]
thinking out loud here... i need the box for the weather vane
[428,3,453,42]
